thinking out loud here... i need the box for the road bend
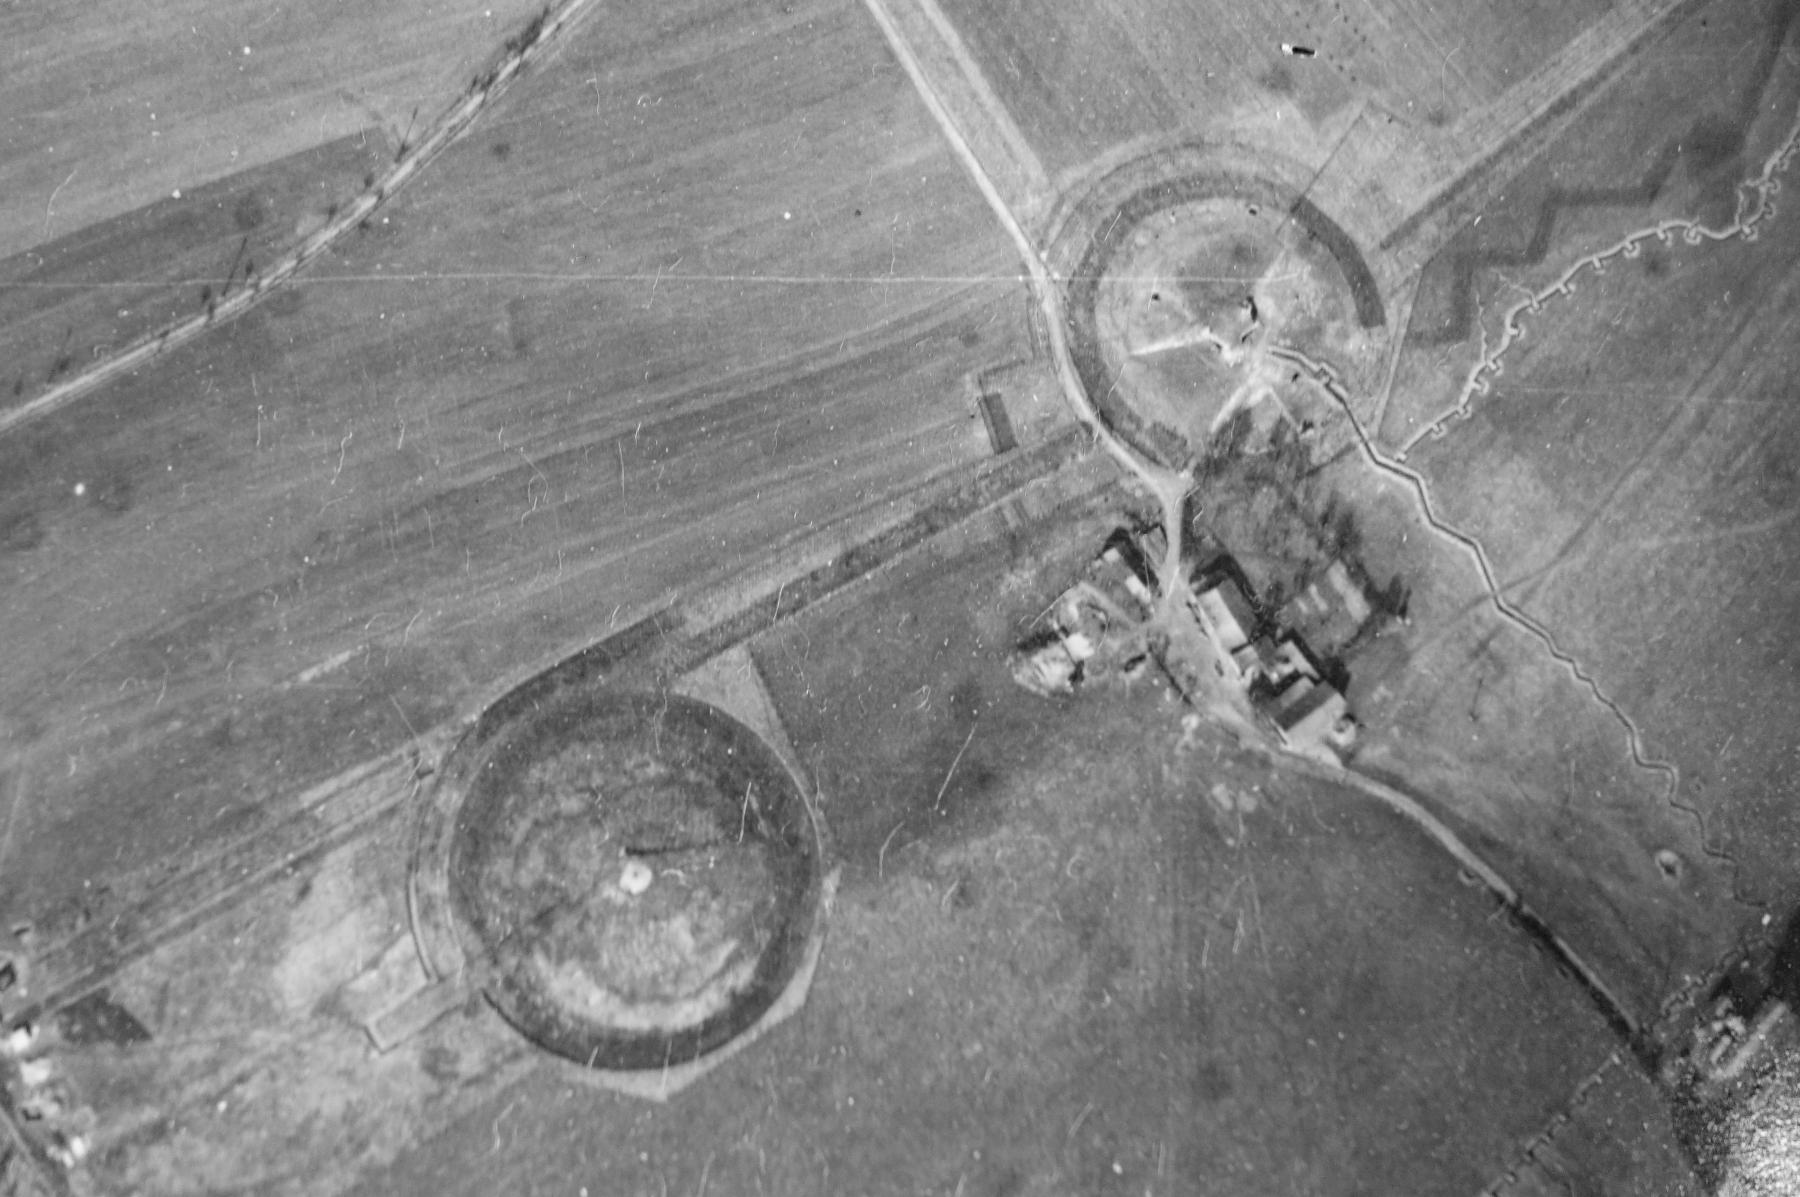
[865,0,1660,1045]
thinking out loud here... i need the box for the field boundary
[1473,1050,1625,1197]
[1395,102,1800,457]
[1379,0,1704,254]
[870,0,1051,224]
[0,0,601,442]
[7,430,1102,1025]
[858,0,1185,514]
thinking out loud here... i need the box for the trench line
[1396,102,1800,458]
[1275,343,1741,891]
[1473,1050,1624,1197]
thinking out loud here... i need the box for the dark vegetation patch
[0,130,386,412]
[54,988,152,1046]
[1187,410,1410,669]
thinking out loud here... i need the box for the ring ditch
[412,690,824,1072]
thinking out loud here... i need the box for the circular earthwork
[1054,151,1386,469]
[409,690,825,1071]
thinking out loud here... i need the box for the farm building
[1270,677,1357,763]
[1193,576,1258,655]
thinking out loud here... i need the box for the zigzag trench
[1398,103,1800,457]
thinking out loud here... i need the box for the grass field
[1172,396,1736,1017]
[0,133,390,415]
[1405,171,1800,915]
[1378,0,1800,449]
[0,0,1035,957]
[46,499,1652,1194]
[0,0,550,262]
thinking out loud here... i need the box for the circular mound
[437,691,823,1071]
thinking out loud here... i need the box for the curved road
[858,0,1662,1049]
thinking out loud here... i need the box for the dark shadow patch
[231,190,268,232]
[1192,1057,1234,1102]
[505,296,533,357]
[986,1166,1027,1197]
[491,140,512,162]
[1683,111,1746,178]
[948,870,979,911]
[55,988,152,1046]
[0,509,44,553]
[86,471,133,516]
[1753,436,1800,511]
[264,287,306,319]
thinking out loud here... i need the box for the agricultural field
[927,0,1620,204]
[0,0,550,261]
[22,492,1685,1194]
[0,0,1038,966]
[0,133,391,415]
[6,0,1800,1189]
[1378,0,1800,450]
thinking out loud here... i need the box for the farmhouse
[1193,576,1257,655]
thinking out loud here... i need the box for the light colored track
[892,0,1050,218]
[857,0,1203,602]
[0,0,603,442]
[857,0,1182,504]
[1381,0,1703,253]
